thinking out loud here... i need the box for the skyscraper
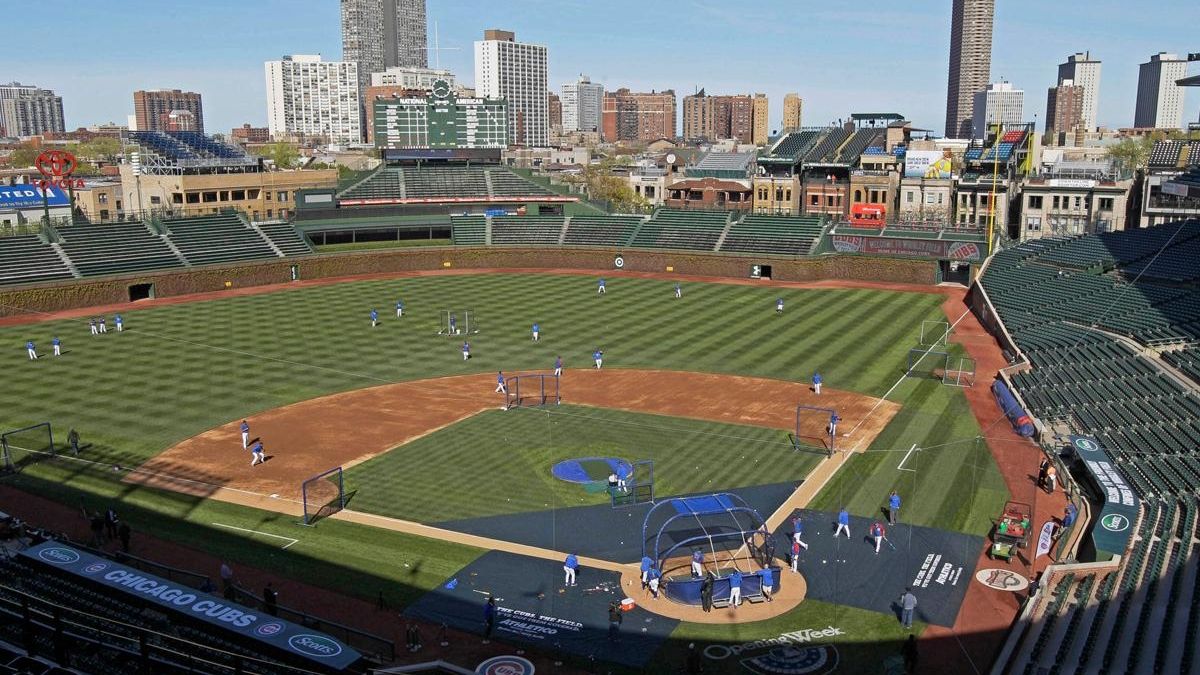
[0,83,65,137]
[561,75,603,133]
[133,90,204,133]
[1057,52,1101,131]
[972,81,1024,137]
[474,29,548,147]
[782,93,802,132]
[1045,80,1084,136]
[264,55,362,144]
[944,0,994,138]
[601,89,676,142]
[341,0,428,89]
[1134,52,1188,129]
[682,91,755,143]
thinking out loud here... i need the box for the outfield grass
[345,405,822,523]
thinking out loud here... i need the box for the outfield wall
[0,247,936,317]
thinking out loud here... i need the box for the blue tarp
[992,380,1035,436]
[670,494,735,516]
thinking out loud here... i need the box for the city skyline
[8,0,1198,137]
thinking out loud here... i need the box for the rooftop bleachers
[163,213,278,266]
[450,215,486,245]
[490,215,564,245]
[835,129,884,164]
[0,235,75,286]
[129,131,196,160]
[256,223,313,256]
[57,222,184,277]
[720,214,823,255]
[1001,129,1026,143]
[630,209,728,251]
[768,130,821,158]
[802,127,851,162]
[1149,140,1186,168]
[561,215,644,247]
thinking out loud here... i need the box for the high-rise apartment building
[264,55,362,144]
[752,94,770,145]
[1134,52,1188,129]
[683,91,755,143]
[561,75,603,133]
[474,29,548,146]
[1045,81,1084,136]
[547,92,562,129]
[341,0,428,90]
[944,0,994,138]
[133,89,204,133]
[1057,52,1101,131]
[782,93,802,132]
[0,83,65,137]
[601,89,676,142]
[972,81,1024,137]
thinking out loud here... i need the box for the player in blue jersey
[114,314,123,332]
[495,371,507,394]
[462,341,471,361]
[554,355,563,377]
[593,348,603,369]
[813,372,823,395]
[674,283,682,299]
[395,299,404,318]
[776,297,784,314]
[240,420,250,449]
[532,322,540,341]
[25,340,37,360]
[52,336,61,357]
[564,553,579,586]
[835,507,850,538]
[370,309,378,327]
[597,278,606,294]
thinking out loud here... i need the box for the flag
[1035,521,1057,559]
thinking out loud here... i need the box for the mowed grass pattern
[0,274,946,470]
[345,405,823,523]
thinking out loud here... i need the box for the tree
[566,157,649,213]
[254,141,300,169]
[5,144,39,168]
[76,137,122,162]
[1106,136,1154,176]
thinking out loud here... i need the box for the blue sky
[12,0,1198,136]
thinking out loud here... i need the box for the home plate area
[782,510,984,627]
[404,551,678,668]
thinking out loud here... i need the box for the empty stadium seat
[719,214,823,255]
[0,235,75,286]
[163,213,278,266]
[56,222,184,277]
[629,209,728,251]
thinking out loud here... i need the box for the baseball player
[554,355,563,377]
[250,440,265,466]
[691,549,705,577]
[776,297,784,314]
[89,318,98,336]
[791,539,803,572]
[593,347,603,369]
[647,566,661,598]
[871,521,887,554]
[395,299,404,318]
[462,341,471,361]
[828,412,840,437]
[835,508,851,538]
[729,569,743,608]
[792,514,803,539]
[813,372,823,395]
[889,491,901,525]
[532,322,540,341]
[495,371,507,394]
[370,309,378,327]
[615,463,629,492]
[449,313,457,335]
[114,314,123,332]
[674,283,682,299]
[98,317,107,333]
[25,340,37,360]
[563,553,579,586]
[240,420,250,449]
[52,337,61,357]
[597,278,606,294]
[640,555,653,590]
[760,566,774,602]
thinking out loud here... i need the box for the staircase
[50,242,81,278]
[713,212,736,251]
[558,216,571,245]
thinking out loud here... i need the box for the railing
[229,584,395,662]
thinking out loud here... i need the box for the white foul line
[211,523,299,549]
[897,444,919,472]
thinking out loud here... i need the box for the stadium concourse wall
[0,247,936,317]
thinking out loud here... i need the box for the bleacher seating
[767,130,822,159]
[485,168,555,198]
[719,215,823,255]
[403,167,488,199]
[802,127,851,162]
[257,223,313,256]
[490,215,564,245]
[57,222,184,277]
[130,131,253,164]
[1149,140,1186,168]
[163,213,278,266]
[1164,347,1200,387]
[450,216,486,245]
[561,215,644,247]
[339,168,405,200]
[835,129,884,164]
[338,166,554,202]
[629,209,728,251]
[0,235,75,285]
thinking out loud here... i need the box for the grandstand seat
[719,214,823,255]
[561,215,644,247]
[629,209,728,251]
[450,216,486,245]
[0,235,75,286]
[490,215,564,245]
[256,223,312,256]
[56,222,184,277]
[163,213,278,266]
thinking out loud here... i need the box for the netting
[302,466,346,525]
[1,422,54,473]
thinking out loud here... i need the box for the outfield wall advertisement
[20,542,362,671]
[831,235,982,261]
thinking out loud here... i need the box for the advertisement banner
[0,185,71,210]
[831,235,981,261]
[1069,435,1139,555]
[904,149,954,179]
[20,542,361,671]
[1035,521,1057,558]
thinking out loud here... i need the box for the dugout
[641,494,779,606]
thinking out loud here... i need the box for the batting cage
[504,373,560,409]
[793,405,838,456]
[641,493,778,606]
[301,466,346,525]
[1,422,55,474]
[437,309,478,336]
[610,459,654,508]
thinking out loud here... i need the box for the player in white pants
[674,283,682,298]
[52,337,61,356]
[26,341,37,360]
[593,348,603,369]
[554,356,563,377]
[462,342,470,361]
[834,508,851,538]
[495,372,507,393]
[532,322,540,341]
[597,278,606,294]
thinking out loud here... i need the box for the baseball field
[0,271,1009,673]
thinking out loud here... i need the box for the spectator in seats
[263,583,278,616]
[89,511,104,546]
[1062,503,1077,529]
[103,507,119,542]
[1046,465,1058,493]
